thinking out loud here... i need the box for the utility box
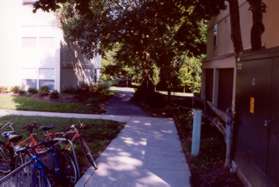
[236,47,279,186]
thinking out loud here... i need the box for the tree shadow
[79,118,190,186]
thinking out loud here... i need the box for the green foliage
[0,87,8,93]
[0,95,94,113]
[34,0,220,91]
[11,86,20,94]
[49,90,60,99]
[178,56,202,93]
[38,86,49,97]
[27,88,38,95]
[151,64,160,86]
[18,90,26,96]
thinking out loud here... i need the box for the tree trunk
[228,0,244,55]
[247,0,265,51]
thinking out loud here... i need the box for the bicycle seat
[39,125,54,131]
[14,145,27,154]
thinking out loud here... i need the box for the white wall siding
[0,0,62,91]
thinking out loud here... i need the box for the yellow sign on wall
[250,97,255,114]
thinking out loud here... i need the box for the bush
[39,86,49,97]
[18,89,26,96]
[89,85,98,93]
[27,88,38,95]
[77,83,90,93]
[62,88,78,94]
[0,87,8,93]
[11,86,20,94]
[49,90,59,99]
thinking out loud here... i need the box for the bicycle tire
[80,138,98,169]
[32,168,52,187]
[0,142,13,173]
[60,151,80,185]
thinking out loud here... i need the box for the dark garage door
[236,56,279,185]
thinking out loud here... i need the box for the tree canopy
[34,0,226,95]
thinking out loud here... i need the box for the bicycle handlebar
[0,121,14,131]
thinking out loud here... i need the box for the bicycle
[0,123,79,186]
[41,122,98,170]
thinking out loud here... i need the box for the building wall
[262,0,279,48]
[0,0,22,87]
[0,0,101,92]
[60,43,102,91]
[20,3,62,91]
[207,0,252,59]
[203,0,279,110]
[0,0,62,91]
[207,0,279,59]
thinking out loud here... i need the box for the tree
[34,0,216,99]
[178,56,202,94]
[227,0,243,55]
[247,0,266,50]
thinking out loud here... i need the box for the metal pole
[191,109,202,156]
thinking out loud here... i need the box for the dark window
[39,80,55,90]
[23,79,37,89]
[218,68,234,111]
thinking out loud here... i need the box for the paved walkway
[0,88,191,187]
[106,87,147,116]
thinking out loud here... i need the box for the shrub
[18,89,26,96]
[89,85,98,93]
[39,86,49,97]
[62,88,78,94]
[49,90,59,99]
[28,88,38,95]
[77,83,90,93]
[0,87,8,93]
[11,86,20,94]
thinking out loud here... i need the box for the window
[22,79,37,89]
[39,80,55,90]
[39,68,55,80]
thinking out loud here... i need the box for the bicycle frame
[43,123,97,169]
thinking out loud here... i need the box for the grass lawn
[0,115,125,173]
[0,95,102,114]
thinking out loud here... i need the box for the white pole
[191,109,202,156]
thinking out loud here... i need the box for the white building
[0,0,101,92]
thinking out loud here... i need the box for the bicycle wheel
[80,138,98,169]
[0,142,13,173]
[60,151,80,185]
[32,169,52,187]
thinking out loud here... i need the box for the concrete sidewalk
[76,116,191,187]
[0,109,191,187]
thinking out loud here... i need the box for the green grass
[0,115,125,172]
[0,95,100,114]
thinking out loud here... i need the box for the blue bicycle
[15,140,74,187]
